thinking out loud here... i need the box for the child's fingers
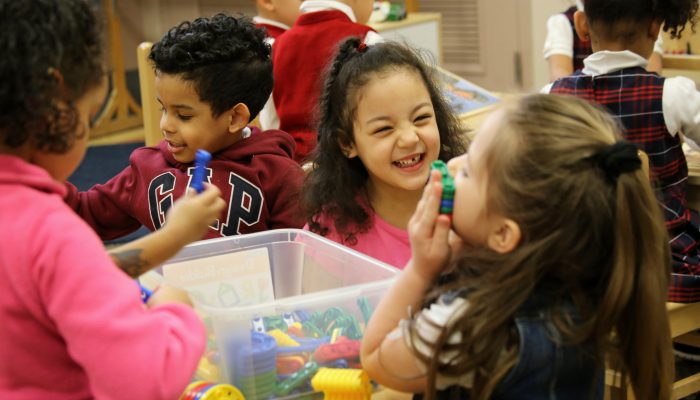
[422,174,443,224]
[414,170,441,219]
[197,184,222,203]
[432,214,451,245]
[415,181,443,236]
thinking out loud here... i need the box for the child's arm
[663,77,700,150]
[64,162,144,240]
[544,13,574,82]
[109,184,225,278]
[647,52,663,74]
[361,170,452,392]
[268,161,306,229]
[548,55,574,82]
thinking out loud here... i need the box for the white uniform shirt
[542,50,700,149]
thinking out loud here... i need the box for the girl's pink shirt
[304,210,411,269]
[0,155,205,399]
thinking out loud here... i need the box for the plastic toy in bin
[159,229,399,398]
[311,368,372,400]
[179,380,244,400]
[226,331,278,400]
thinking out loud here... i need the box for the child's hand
[146,283,193,308]
[163,184,226,245]
[407,169,452,282]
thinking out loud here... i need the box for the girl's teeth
[395,155,421,167]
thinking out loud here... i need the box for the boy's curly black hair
[583,0,698,39]
[149,14,272,121]
[303,38,466,244]
[0,0,103,153]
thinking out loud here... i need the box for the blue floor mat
[68,142,149,244]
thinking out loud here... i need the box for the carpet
[68,141,149,243]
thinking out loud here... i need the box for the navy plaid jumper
[551,67,700,302]
[563,6,591,72]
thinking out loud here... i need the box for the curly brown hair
[583,0,698,39]
[303,38,466,244]
[149,14,272,121]
[0,0,104,153]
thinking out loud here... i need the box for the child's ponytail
[316,36,364,146]
[597,146,674,400]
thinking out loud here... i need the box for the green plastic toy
[430,160,455,214]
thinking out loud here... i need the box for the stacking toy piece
[311,368,372,400]
[430,160,455,215]
[179,380,244,400]
[137,281,152,303]
[192,149,212,193]
[275,361,319,397]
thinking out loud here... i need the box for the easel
[91,0,142,138]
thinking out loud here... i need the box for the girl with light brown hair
[361,94,674,400]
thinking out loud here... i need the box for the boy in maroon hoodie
[65,14,304,242]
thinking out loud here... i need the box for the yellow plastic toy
[268,328,301,347]
[180,380,245,400]
[311,368,372,400]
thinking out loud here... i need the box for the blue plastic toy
[137,281,152,303]
[192,149,212,193]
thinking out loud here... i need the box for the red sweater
[256,22,287,40]
[65,127,304,240]
[272,10,375,162]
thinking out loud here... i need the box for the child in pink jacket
[0,1,225,398]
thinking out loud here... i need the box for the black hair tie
[590,141,641,183]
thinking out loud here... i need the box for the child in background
[65,14,305,250]
[361,94,674,400]
[268,0,382,162]
[543,0,664,81]
[252,0,301,43]
[302,38,466,269]
[253,0,302,132]
[546,0,700,303]
[0,0,222,398]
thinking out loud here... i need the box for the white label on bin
[162,247,274,307]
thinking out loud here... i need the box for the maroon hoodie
[65,127,304,240]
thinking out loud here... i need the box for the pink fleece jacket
[0,155,205,399]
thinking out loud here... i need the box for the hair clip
[589,141,641,184]
[357,42,367,53]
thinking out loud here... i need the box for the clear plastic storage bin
[159,229,399,399]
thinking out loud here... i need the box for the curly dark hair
[583,0,698,39]
[0,0,103,153]
[303,38,466,243]
[149,13,272,121]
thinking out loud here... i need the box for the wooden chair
[136,42,161,147]
[604,302,700,400]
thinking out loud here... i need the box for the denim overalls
[417,297,604,399]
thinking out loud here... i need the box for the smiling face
[447,108,507,247]
[346,67,441,198]
[155,72,238,163]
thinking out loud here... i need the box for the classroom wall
[526,0,576,91]
[113,0,576,93]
